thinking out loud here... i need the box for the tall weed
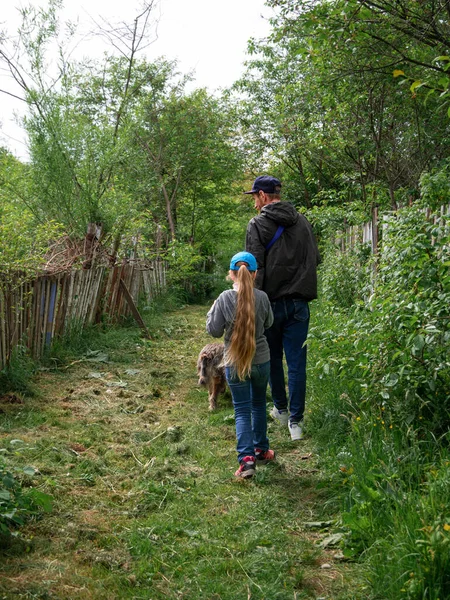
[0,345,36,396]
[320,244,371,309]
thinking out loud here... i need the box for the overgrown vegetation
[307,201,450,599]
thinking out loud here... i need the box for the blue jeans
[225,361,270,463]
[264,298,310,424]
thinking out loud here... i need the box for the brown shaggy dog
[197,342,227,411]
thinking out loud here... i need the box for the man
[244,175,320,440]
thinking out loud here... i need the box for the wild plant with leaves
[1,441,52,542]
[307,196,450,598]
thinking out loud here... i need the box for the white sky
[0,0,273,159]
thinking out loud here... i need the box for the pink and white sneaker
[255,448,276,464]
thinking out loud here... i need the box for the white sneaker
[288,421,303,441]
[270,406,289,426]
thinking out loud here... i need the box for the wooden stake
[119,278,150,338]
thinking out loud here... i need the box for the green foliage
[0,203,63,278]
[1,442,52,541]
[0,147,29,205]
[0,346,37,396]
[305,200,367,256]
[308,204,450,598]
[238,0,450,211]
[163,235,248,304]
[129,85,244,248]
[370,208,450,433]
[25,55,159,236]
[320,247,370,309]
[24,51,244,255]
[0,148,65,279]
[313,206,450,434]
[306,201,371,309]
[164,240,202,286]
[419,159,450,210]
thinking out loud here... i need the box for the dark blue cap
[230,251,257,272]
[244,175,282,194]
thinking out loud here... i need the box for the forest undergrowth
[0,304,367,600]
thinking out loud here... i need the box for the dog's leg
[209,383,217,410]
[208,376,223,411]
[208,393,217,411]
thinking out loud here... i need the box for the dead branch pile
[43,235,114,274]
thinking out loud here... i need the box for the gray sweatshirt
[206,288,274,365]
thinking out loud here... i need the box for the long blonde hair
[225,265,256,380]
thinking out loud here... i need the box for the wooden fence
[0,260,166,369]
[336,204,450,254]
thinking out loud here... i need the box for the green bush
[368,207,450,434]
[180,272,220,303]
[319,244,371,309]
[308,204,450,599]
[313,206,450,435]
[419,159,450,210]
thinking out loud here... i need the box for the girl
[206,251,275,479]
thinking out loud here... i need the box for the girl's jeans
[264,298,310,424]
[225,361,270,463]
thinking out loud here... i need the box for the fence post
[372,205,379,256]
[45,281,58,347]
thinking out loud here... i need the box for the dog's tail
[197,353,208,386]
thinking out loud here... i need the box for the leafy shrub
[319,244,371,309]
[0,203,64,280]
[180,272,219,303]
[313,206,450,435]
[306,201,366,254]
[308,204,450,598]
[163,240,212,302]
[368,207,450,434]
[419,159,450,210]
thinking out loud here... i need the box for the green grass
[0,304,368,599]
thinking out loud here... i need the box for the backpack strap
[265,225,285,251]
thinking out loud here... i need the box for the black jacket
[245,202,321,301]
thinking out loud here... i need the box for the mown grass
[0,303,368,599]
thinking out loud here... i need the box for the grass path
[0,305,366,599]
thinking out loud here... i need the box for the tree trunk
[83,222,100,269]
[160,181,176,241]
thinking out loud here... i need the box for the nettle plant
[1,441,52,540]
